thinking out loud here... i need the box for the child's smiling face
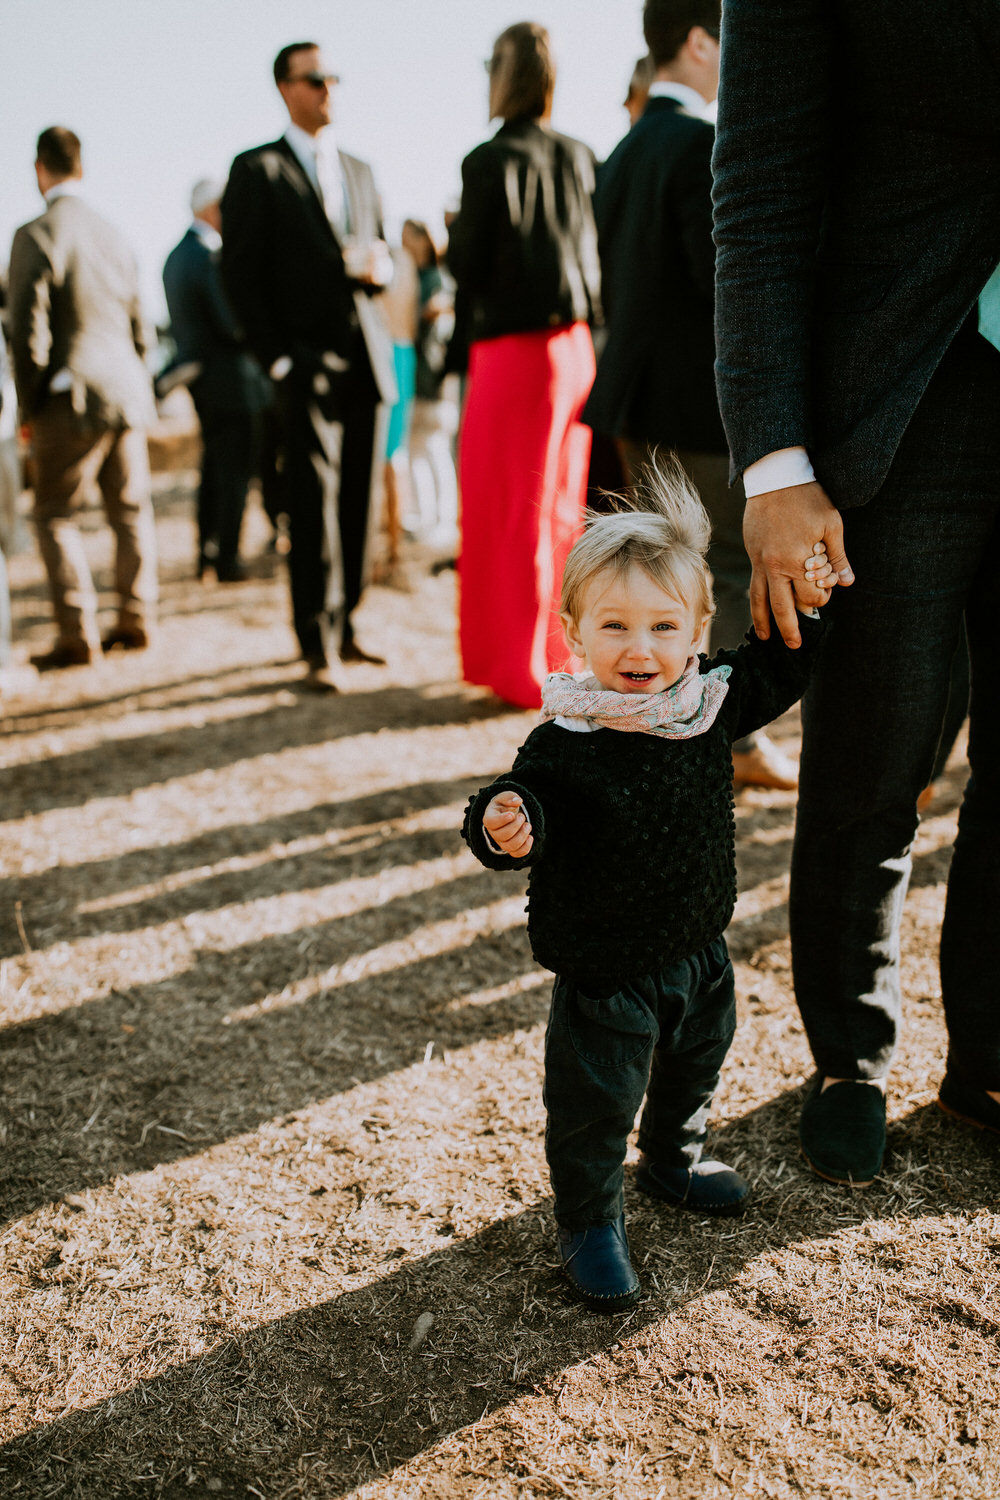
[562,564,710,695]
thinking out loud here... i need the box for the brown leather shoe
[340,639,386,666]
[102,624,152,653]
[30,639,95,671]
[302,660,345,693]
[732,734,799,791]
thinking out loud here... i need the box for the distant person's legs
[98,426,158,650]
[29,398,105,667]
[198,404,254,581]
[337,397,387,662]
[256,400,287,543]
[278,376,384,688]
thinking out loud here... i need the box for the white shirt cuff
[743,446,816,498]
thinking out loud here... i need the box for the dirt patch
[1,482,997,1499]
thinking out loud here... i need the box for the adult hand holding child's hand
[743,481,853,648]
[483,792,533,858]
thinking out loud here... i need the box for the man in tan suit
[7,126,158,670]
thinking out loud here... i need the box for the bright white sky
[1,0,644,323]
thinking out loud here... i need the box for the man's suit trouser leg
[98,428,158,627]
[790,320,1000,1082]
[193,395,222,566]
[940,505,1000,1090]
[30,401,106,648]
[280,384,344,665]
[197,404,254,573]
[215,411,254,572]
[336,400,384,646]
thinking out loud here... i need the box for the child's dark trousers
[544,937,736,1231]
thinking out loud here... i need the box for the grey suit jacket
[713,0,1000,507]
[7,192,155,430]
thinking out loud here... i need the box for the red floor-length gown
[458,322,595,710]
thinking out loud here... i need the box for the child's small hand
[804,541,836,593]
[483,792,534,858]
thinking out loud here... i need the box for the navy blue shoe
[558,1213,640,1311]
[799,1077,886,1186]
[635,1155,750,1216]
[938,1070,1000,1137]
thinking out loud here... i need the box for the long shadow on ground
[0,1091,995,1498]
[0,863,546,1223]
[0,774,485,957]
[0,683,515,819]
[0,664,305,737]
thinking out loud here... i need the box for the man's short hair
[489,22,556,122]
[642,0,721,67]
[273,41,319,86]
[36,126,82,178]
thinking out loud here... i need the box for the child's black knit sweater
[462,616,825,993]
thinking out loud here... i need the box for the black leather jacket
[448,118,602,345]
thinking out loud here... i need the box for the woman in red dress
[448,22,602,709]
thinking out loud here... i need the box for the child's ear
[695,615,711,652]
[561,611,585,661]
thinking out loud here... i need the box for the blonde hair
[561,453,715,624]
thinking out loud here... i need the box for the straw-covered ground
[1,476,997,1499]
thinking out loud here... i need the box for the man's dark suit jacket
[220,137,395,405]
[583,96,725,454]
[713,0,1000,507]
[162,227,267,413]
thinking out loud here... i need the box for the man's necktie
[978,262,1000,353]
[314,145,350,240]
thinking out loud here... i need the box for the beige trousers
[31,398,158,647]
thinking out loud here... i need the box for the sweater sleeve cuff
[462,781,545,870]
[743,446,816,497]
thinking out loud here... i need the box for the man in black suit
[163,179,269,582]
[713,1,1000,1183]
[584,0,796,790]
[221,41,396,691]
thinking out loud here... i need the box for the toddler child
[462,458,831,1310]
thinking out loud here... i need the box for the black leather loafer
[938,1071,1000,1137]
[799,1077,886,1186]
[558,1213,640,1311]
[636,1155,750,1216]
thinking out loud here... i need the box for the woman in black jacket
[448,22,602,709]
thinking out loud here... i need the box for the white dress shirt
[647,79,716,122]
[284,122,349,238]
[189,217,222,253]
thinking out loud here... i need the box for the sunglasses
[291,70,340,89]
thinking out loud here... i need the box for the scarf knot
[541,657,731,738]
